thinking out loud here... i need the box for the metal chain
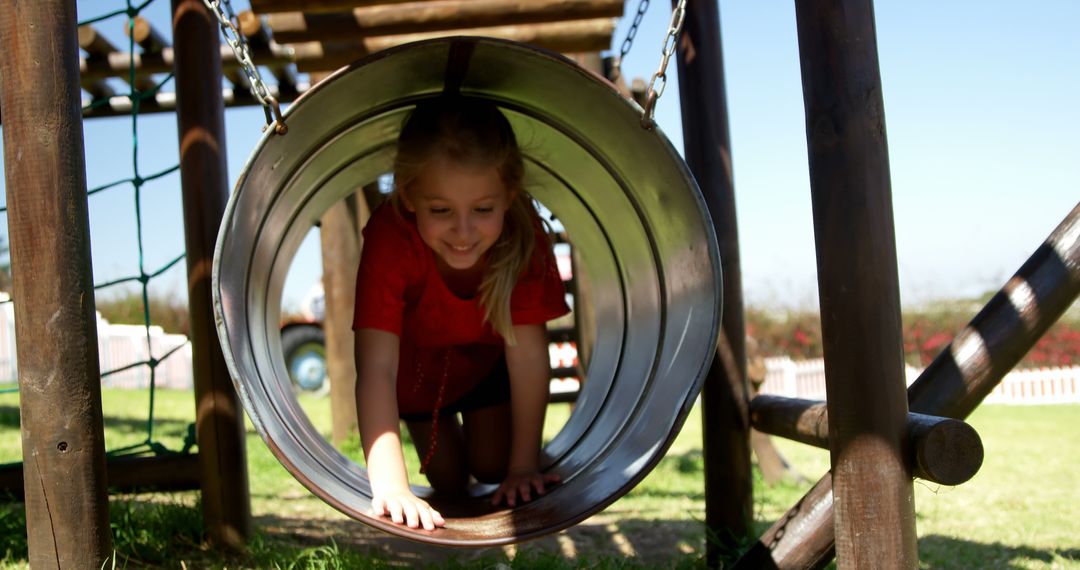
[202,0,287,135]
[641,0,688,130]
[611,0,650,82]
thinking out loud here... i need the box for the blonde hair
[391,97,545,345]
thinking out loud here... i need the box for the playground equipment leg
[674,0,754,563]
[321,192,368,445]
[796,2,920,567]
[0,0,113,565]
[172,0,252,550]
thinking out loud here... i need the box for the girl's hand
[372,490,446,531]
[491,470,561,507]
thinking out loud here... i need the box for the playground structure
[0,1,1078,569]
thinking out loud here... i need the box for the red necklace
[414,349,450,474]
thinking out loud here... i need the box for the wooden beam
[750,395,985,486]
[0,454,202,497]
[128,16,168,56]
[78,42,295,84]
[77,24,119,100]
[267,0,623,43]
[290,18,615,72]
[74,82,308,121]
[79,23,156,92]
[238,11,301,95]
[171,0,252,551]
[0,1,113,565]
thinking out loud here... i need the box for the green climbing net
[0,0,197,461]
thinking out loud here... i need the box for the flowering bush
[745,302,1080,369]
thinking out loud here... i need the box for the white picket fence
[2,292,1076,403]
[0,295,193,390]
[759,356,1080,405]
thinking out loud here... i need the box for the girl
[353,97,569,531]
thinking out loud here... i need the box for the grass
[0,388,1077,568]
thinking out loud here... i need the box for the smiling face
[402,154,514,273]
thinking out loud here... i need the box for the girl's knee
[471,463,507,485]
[425,465,470,495]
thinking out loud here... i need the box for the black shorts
[399,358,511,423]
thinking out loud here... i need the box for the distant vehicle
[280,283,329,395]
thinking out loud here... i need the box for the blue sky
[0,1,1077,312]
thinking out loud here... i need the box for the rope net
[0,0,195,461]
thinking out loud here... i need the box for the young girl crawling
[352,97,569,531]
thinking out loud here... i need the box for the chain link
[641,0,688,130]
[203,0,287,135]
[611,0,650,82]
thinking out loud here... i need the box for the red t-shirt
[353,203,570,415]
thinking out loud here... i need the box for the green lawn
[0,388,1077,568]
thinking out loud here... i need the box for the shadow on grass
[254,513,708,568]
[100,414,192,436]
[0,405,18,429]
[0,407,192,443]
[919,535,1080,569]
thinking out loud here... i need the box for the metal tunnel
[213,37,721,545]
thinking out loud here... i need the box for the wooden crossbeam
[750,395,985,486]
[127,15,167,55]
[77,24,118,99]
[253,0,429,15]
[290,17,616,72]
[268,0,623,43]
[78,24,156,93]
[239,11,302,95]
[75,82,309,121]
[78,42,294,83]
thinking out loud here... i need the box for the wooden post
[0,0,113,566]
[672,0,753,561]
[795,2,918,567]
[171,0,252,550]
[735,205,1080,569]
[321,192,370,446]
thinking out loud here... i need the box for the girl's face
[402,155,513,273]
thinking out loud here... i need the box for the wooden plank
[267,0,623,43]
[253,0,432,15]
[76,18,612,83]
[171,0,252,551]
[0,1,113,565]
[735,205,1080,569]
[795,1,918,567]
[289,18,615,72]
[673,0,753,564]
